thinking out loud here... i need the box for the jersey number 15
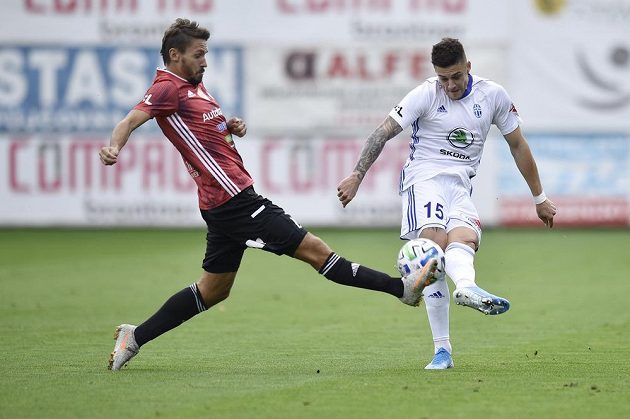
[424,202,444,220]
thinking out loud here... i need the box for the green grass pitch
[1,228,629,418]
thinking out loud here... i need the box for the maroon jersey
[135,69,253,209]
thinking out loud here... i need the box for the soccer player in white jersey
[337,38,557,370]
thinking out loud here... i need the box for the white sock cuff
[445,241,475,256]
[444,242,476,288]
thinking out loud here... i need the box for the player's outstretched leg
[106,282,212,370]
[452,286,510,315]
[425,347,454,370]
[109,324,139,370]
[399,258,439,307]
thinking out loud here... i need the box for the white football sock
[445,242,476,289]
[423,278,451,354]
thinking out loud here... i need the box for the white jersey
[389,75,521,192]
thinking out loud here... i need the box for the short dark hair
[431,38,466,68]
[160,18,210,65]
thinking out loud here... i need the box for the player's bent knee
[197,272,236,308]
[419,228,448,251]
[198,285,232,308]
[293,233,332,270]
[447,227,479,251]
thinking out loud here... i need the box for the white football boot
[453,286,510,315]
[425,348,454,370]
[108,324,139,370]
[399,258,439,307]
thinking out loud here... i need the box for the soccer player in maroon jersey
[100,18,439,370]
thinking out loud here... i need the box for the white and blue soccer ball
[396,238,445,277]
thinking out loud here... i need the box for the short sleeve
[492,85,521,135]
[388,81,432,130]
[134,80,179,117]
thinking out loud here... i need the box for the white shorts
[400,174,482,241]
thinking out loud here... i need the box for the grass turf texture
[1,228,629,419]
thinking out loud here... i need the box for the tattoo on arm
[354,116,403,179]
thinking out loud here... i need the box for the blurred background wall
[1,0,628,227]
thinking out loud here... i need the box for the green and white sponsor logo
[447,127,474,149]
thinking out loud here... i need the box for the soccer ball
[396,238,445,277]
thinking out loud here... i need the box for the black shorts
[200,186,308,273]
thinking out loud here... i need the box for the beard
[186,67,204,85]
[187,74,203,85]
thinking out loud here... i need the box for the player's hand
[536,198,557,228]
[99,146,120,166]
[337,172,362,208]
[227,117,247,137]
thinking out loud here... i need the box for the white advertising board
[0,134,201,226]
[2,0,629,228]
[5,0,509,46]
[6,132,626,228]
[509,0,630,131]
[246,45,507,135]
[0,134,498,228]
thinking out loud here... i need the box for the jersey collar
[157,68,195,84]
[458,74,473,100]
